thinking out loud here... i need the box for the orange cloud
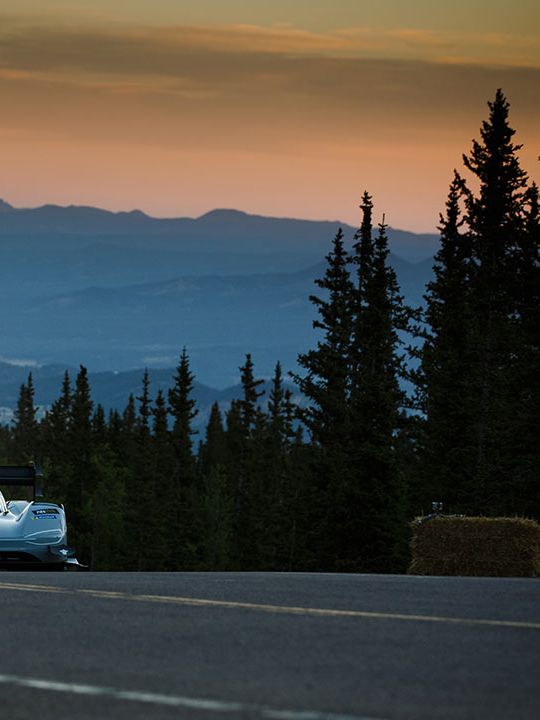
[0,14,538,232]
[0,16,539,78]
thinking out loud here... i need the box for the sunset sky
[1,1,539,231]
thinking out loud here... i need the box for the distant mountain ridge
[0,257,433,388]
[0,199,438,264]
[0,199,438,387]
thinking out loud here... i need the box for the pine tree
[152,389,170,457]
[118,394,137,470]
[292,205,412,571]
[293,228,354,449]
[345,218,408,571]
[92,404,107,444]
[13,373,38,463]
[137,369,152,436]
[66,365,94,563]
[419,174,476,511]
[419,90,538,518]
[167,348,199,568]
[127,370,164,569]
[152,388,174,497]
[352,191,375,308]
[239,354,265,433]
[462,89,529,508]
[291,228,355,568]
[43,371,72,448]
[41,371,72,499]
[506,182,540,517]
[349,192,375,420]
[230,354,266,567]
[224,399,244,472]
[69,366,93,468]
[199,402,227,474]
[123,373,150,568]
[268,361,295,445]
[260,361,298,568]
[168,348,198,474]
[122,394,137,437]
[151,388,175,567]
[107,409,123,450]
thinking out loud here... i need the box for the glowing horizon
[0,2,538,232]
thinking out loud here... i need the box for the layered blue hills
[0,200,437,402]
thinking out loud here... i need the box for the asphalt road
[0,572,538,720]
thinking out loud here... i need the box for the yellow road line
[1,581,539,630]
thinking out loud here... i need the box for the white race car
[0,465,81,570]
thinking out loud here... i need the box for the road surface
[0,572,538,719]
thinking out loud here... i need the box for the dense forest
[1,91,538,572]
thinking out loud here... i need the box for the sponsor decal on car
[32,509,59,518]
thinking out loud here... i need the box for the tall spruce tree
[41,371,72,499]
[352,192,375,311]
[137,369,152,435]
[43,371,72,453]
[419,174,476,511]
[129,369,164,569]
[346,216,409,572]
[67,365,93,506]
[67,365,94,563]
[261,361,298,568]
[231,354,266,567]
[167,348,199,568]
[506,181,540,517]
[121,395,137,449]
[421,90,535,516]
[239,354,265,433]
[224,399,244,469]
[293,228,354,450]
[92,404,107,443]
[168,348,198,474]
[123,371,152,568]
[293,207,411,571]
[152,389,168,443]
[422,90,540,516]
[268,361,295,445]
[292,228,355,568]
[152,388,174,485]
[13,373,38,463]
[462,89,529,508]
[199,402,227,474]
[152,388,176,566]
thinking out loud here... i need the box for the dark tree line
[0,355,308,571]
[0,90,537,571]
[416,89,539,520]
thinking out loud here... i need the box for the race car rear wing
[0,464,44,501]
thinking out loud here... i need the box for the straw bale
[408,516,540,577]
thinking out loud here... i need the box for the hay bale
[408,516,540,577]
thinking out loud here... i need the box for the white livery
[0,465,80,570]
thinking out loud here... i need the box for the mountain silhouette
[0,200,437,387]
